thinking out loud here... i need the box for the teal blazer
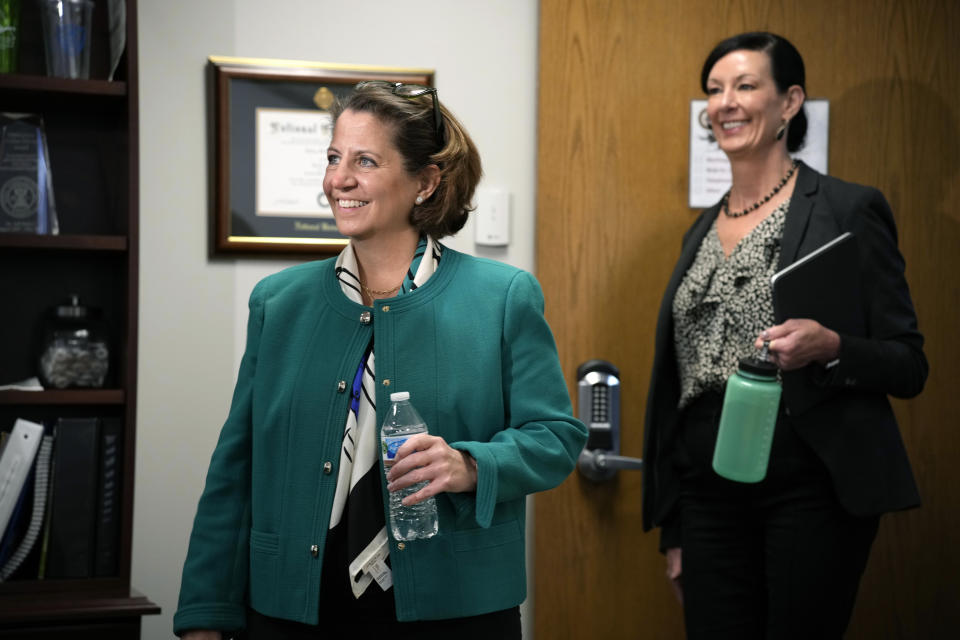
[174,247,587,634]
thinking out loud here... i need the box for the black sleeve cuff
[658,516,682,554]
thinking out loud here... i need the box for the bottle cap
[390,391,410,402]
[737,356,778,377]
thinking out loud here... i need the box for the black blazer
[641,162,927,540]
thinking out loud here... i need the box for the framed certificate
[209,56,433,255]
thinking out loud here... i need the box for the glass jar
[38,294,110,389]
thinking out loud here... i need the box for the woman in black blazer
[641,32,927,639]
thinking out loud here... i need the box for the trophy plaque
[0,113,59,234]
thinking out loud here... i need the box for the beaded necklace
[722,160,798,218]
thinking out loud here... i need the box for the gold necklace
[361,280,403,297]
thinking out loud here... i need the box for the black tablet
[771,232,862,335]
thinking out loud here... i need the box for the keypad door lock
[576,360,643,482]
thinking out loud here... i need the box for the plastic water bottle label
[382,434,410,463]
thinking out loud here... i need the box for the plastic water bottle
[712,356,782,483]
[381,391,438,540]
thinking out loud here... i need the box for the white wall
[136,2,539,638]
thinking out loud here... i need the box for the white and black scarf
[331,236,441,598]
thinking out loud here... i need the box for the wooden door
[534,1,960,638]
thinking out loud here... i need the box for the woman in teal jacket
[175,82,587,639]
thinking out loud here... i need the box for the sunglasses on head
[355,80,445,146]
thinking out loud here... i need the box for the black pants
[675,392,879,640]
[241,605,521,640]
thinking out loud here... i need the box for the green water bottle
[712,355,782,483]
[0,0,20,74]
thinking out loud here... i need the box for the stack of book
[0,416,122,581]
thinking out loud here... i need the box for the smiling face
[705,49,796,160]
[323,109,425,241]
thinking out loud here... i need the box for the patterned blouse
[672,202,788,409]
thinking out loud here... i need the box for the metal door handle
[578,449,644,482]
[594,452,644,470]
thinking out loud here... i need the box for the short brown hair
[330,83,483,239]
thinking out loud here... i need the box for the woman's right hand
[756,319,841,370]
[665,547,683,604]
[385,434,478,503]
[181,631,221,640]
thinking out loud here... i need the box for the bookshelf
[0,0,159,636]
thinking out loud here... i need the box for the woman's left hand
[755,318,841,371]
[386,434,478,505]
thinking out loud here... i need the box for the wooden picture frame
[209,56,434,255]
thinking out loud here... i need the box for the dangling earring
[415,195,424,205]
[776,119,787,141]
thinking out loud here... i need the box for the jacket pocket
[450,520,526,613]
[451,519,521,552]
[249,529,279,611]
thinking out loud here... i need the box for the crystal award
[0,113,59,234]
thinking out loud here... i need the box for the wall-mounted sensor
[474,187,510,247]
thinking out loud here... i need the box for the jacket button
[383,379,390,386]
[310,544,319,557]
[382,305,390,312]
[397,542,405,551]
[337,380,347,393]
[360,311,371,324]
[323,461,333,474]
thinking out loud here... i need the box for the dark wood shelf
[0,389,125,405]
[0,73,127,97]
[0,587,159,623]
[0,234,127,251]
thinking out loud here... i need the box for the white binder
[0,419,45,538]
